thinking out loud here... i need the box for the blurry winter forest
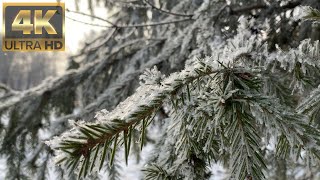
[1,0,320,180]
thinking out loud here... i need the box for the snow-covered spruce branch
[0,37,160,112]
[0,58,101,112]
[47,62,226,177]
[0,38,165,156]
[48,49,320,179]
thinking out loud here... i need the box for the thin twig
[143,0,194,18]
[66,9,118,27]
[117,18,193,28]
[66,16,114,28]
[67,9,193,29]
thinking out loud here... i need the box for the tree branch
[66,16,114,28]
[0,83,16,93]
[0,38,154,112]
[0,83,18,101]
[143,0,194,18]
[49,60,260,176]
[67,9,118,27]
[67,8,193,29]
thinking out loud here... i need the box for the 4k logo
[2,3,65,51]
